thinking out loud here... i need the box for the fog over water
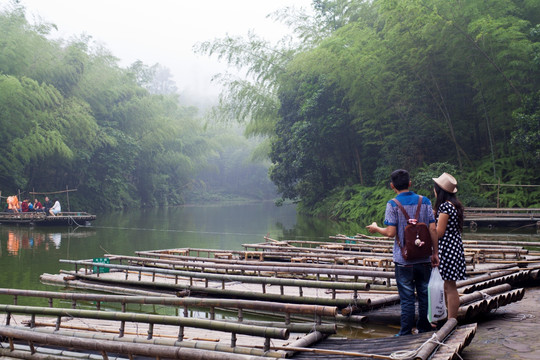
[16,0,312,103]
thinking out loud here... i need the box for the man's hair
[391,169,410,191]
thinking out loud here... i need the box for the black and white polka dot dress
[437,202,466,281]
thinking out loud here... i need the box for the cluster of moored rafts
[1,233,539,359]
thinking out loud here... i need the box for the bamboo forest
[1,0,539,220]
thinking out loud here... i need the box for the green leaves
[0,6,215,211]
[266,0,540,210]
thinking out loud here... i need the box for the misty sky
[9,0,313,102]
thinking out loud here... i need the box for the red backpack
[392,196,433,261]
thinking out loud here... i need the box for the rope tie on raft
[390,331,463,360]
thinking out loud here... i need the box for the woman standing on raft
[433,173,467,319]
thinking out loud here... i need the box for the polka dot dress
[437,202,466,281]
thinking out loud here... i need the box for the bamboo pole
[0,288,337,317]
[333,234,540,249]
[40,274,176,297]
[12,326,285,358]
[280,330,326,358]
[0,326,272,360]
[134,253,396,278]
[0,347,83,360]
[456,289,525,320]
[60,271,371,308]
[59,259,377,291]
[242,243,395,259]
[458,283,512,305]
[109,253,394,277]
[0,305,290,340]
[460,272,526,293]
[456,269,519,288]
[135,251,395,277]
[415,318,458,360]
[233,321,335,333]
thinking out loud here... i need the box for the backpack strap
[392,198,409,220]
[414,195,423,220]
[390,198,407,251]
[392,196,423,221]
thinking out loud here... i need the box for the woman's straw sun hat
[433,172,458,193]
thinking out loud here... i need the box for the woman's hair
[434,183,464,232]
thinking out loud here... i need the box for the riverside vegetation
[196,0,539,221]
[1,0,539,221]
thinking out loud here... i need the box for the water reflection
[2,227,96,255]
[49,233,61,249]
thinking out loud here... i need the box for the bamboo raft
[0,211,96,226]
[463,207,540,230]
[39,235,540,319]
[0,290,476,360]
[2,233,539,359]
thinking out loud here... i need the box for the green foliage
[263,0,540,212]
[413,163,459,197]
[0,6,220,211]
[303,184,394,224]
[192,0,540,218]
[190,126,277,202]
[511,90,540,167]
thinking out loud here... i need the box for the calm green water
[1,202,538,293]
[0,202,365,292]
[1,202,539,292]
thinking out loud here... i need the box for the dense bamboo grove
[1,1,539,217]
[197,0,540,219]
[0,3,276,211]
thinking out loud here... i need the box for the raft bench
[243,251,264,261]
[214,252,234,260]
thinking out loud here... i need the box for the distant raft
[0,211,96,226]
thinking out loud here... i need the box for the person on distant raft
[33,198,43,212]
[7,196,20,213]
[43,196,52,214]
[49,199,61,216]
[366,169,439,336]
[433,173,467,320]
[21,199,30,212]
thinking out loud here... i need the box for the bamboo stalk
[460,273,524,293]
[13,326,285,358]
[60,271,370,308]
[415,318,458,360]
[109,253,394,277]
[0,288,337,317]
[457,269,519,288]
[458,283,512,305]
[221,320,336,334]
[0,305,290,340]
[0,347,86,360]
[280,330,326,358]
[40,274,176,297]
[60,260,379,290]
[0,326,271,360]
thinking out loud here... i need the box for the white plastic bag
[427,267,447,322]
